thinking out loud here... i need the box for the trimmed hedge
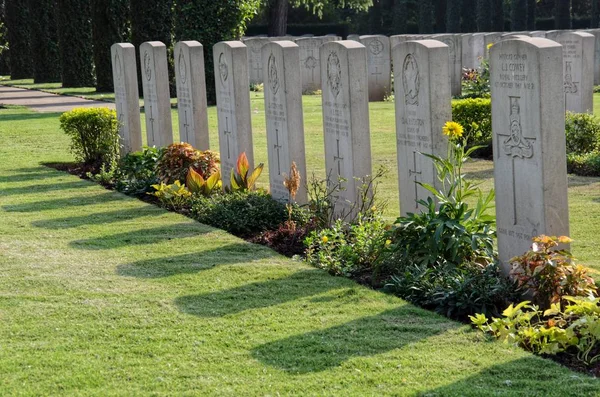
[5,0,32,79]
[57,0,95,87]
[567,152,600,177]
[565,112,600,156]
[29,0,61,83]
[451,98,492,152]
[91,0,129,92]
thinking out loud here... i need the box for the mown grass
[2,104,600,395]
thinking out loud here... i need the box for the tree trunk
[526,0,535,30]
[477,0,491,32]
[268,0,288,37]
[436,0,447,33]
[554,0,571,29]
[393,0,409,34]
[490,0,504,31]
[446,0,461,33]
[418,0,435,33]
[462,0,477,32]
[510,0,527,31]
[593,0,599,29]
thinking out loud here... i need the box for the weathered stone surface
[139,41,173,148]
[484,33,502,59]
[320,40,372,219]
[213,41,254,187]
[432,34,462,96]
[174,41,209,150]
[490,37,569,271]
[243,37,270,85]
[262,41,308,204]
[359,35,391,101]
[111,43,142,154]
[295,37,326,93]
[393,40,451,216]
[584,29,600,85]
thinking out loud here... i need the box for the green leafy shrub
[451,97,492,152]
[191,190,288,237]
[461,58,490,99]
[59,107,119,173]
[148,180,192,210]
[567,151,600,176]
[186,167,221,197]
[565,112,600,155]
[155,143,219,184]
[304,213,388,279]
[115,147,162,196]
[510,235,597,309]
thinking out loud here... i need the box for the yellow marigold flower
[322,236,329,243]
[385,239,392,246]
[442,121,464,139]
[558,236,573,244]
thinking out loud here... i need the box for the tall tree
[593,0,599,28]
[175,0,261,104]
[0,0,10,76]
[268,0,288,36]
[554,0,571,29]
[368,0,383,33]
[436,0,447,33]
[510,0,527,31]
[490,0,504,31]
[5,0,32,79]
[29,0,61,83]
[526,0,535,29]
[446,0,461,32]
[477,0,492,32]
[57,0,95,87]
[418,0,435,33]
[393,0,409,34]
[91,0,129,92]
[462,0,477,31]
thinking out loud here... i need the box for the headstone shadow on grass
[0,180,93,196]
[250,304,458,374]
[2,191,126,212]
[117,242,277,279]
[31,206,165,229]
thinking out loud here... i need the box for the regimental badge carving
[402,54,420,106]
[268,53,279,94]
[218,52,228,86]
[305,55,317,70]
[564,61,579,94]
[178,48,187,84]
[143,51,152,81]
[250,42,262,54]
[327,51,342,98]
[369,39,384,55]
[115,52,122,81]
[503,96,534,158]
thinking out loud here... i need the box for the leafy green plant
[186,167,221,197]
[228,152,264,192]
[567,151,600,177]
[451,97,492,152]
[510,235,597,309]
[565,112,600,155]
[148,180,192,210]
[114,147,162,196]
[87,159,118,186]
[59,107,119,172]
[191,190,288,237]
[461,58,490,99]
[155,143,220,184]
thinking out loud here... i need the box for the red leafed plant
[228,152,263,192]
[156,143,219,184]
[510,235,597,308]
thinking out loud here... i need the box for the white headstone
[295,37,325,93]
[530,31,547,38]
[174,41,209,150]
[347,34,360,41]
[393,40,451,216]
[243,37,270,85]
[213,41,254,187]
[584,29,600,85]
[139,41,173,148]
[111,43,142,154]
[490,37,570,271]
[484,33,502,59]
[547,31,595,114]
[461,33,485,69]
[262,41,308,204]
[320,40,372,219]
[359,35,392,101]
[432,34,462,96]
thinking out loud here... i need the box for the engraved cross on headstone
[223,116,233,159]
[333,138,344,175]
[273,128,283,175]
[408,151,422,207]
[307,49,316,82]
[253,59,263,79]
[373,66,383,85]
[183,109,191,140]
[147,102,156,143]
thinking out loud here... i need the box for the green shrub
[191,190,288,237]
[59,107,119,172]
[565,112,600,155]
[148,180,192,211]
[155,143,219,184]
[304,213,388,279]
[567,151,600,176]
[451,98,492,152]
[461,58,490,99]
[114,147,162,196]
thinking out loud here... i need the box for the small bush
[115,147,162,196]
[565,112,600,155]
[451,97,492,151]
[148,181,192,211]
[191,190,288,237]
[155,143,219,184]
[461,58,490,99]
[567,151,600,176]
[59,107,119,172]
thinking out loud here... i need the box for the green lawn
[2,106,600,394]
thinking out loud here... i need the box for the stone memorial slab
[393,40,451,216]
[490,37,569,271]
[461,33,485,69]
[243,37,270,85]
[530,31,547,38]
[584,29,600,85]
[359,35,391,101]
[547,31,594,113]
[262,41,308,204]
[432,34,462,96]
[320,40,372,219]
[295,37,325,93]
[111,43,142,154]
[347,34,360,41]
[484,33,502,59]
[174,41,209,150]
[139,41,173,147]
[213,41,254,187]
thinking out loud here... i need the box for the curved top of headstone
[112,42,134,49]
[324,40,366,50]
[359,34,388,39]
[264,40,298,49]
[176,40,202,48]
[546,30,594,41]
[408,39,450,50]
[141,41,166,48]
[491,36,563,52]
[216,40,247,49]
